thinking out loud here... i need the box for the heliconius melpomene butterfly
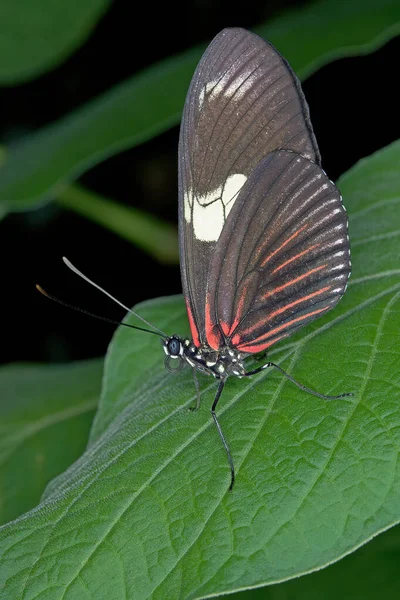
[38,28,352,491]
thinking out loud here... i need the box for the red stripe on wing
[185,300,200,347]
[260,224,308,267]
[226,287,248,336]
[262,264,327,300]
[271,244,320,275]
[205,295,224,350]
[264,286,331,322]
[236,333,289,353]
[238,286,331,340]
[232,306,329,350]
[220,321,230,336]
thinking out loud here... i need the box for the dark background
[1,0,398,365]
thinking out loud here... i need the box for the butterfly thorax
[162,335,247,379]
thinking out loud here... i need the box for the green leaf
[0,359,102,526]
[230,524,400,599]
[0,140,399,598]
[0,0,112,85]
[1,0,399,214]
[0,47,200,213]
[255,0,400,80]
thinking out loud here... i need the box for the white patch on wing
[333,223,345,231]
[198,66,256,108]
[223,68,256,100]
[198,79,224,108]
[197,185,223,207]
[184,190,193,223]
[184,173,247,241]
[192,198,225,241]
[330,263,347,272]
[331,237,346,247]
[198,87,205,109]
[222,173,247,210]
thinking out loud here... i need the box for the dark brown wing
[204,150,351,352]
[178,27,320,346]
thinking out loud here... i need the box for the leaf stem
[56,184,179,264]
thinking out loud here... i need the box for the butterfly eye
[167,337,181,357]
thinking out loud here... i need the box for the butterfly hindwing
[205,150,351,352]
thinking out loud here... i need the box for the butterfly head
[162,334,184,359]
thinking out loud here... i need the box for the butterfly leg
[189,369,201,411]
[212,379,235,491]
[244,361,353,400]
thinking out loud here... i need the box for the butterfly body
[163,335,248,379]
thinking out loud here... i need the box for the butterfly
[38,28,352,491]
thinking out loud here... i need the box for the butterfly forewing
[179,27,322,346]
[205,150,351,352]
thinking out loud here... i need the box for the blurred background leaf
[256,0,400,79]
[0,46,199,213]
[230,524,400,599]
[0,359,102,525]
[0,0,112,85]
[56,185,179,264]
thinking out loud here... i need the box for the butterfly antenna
[36,285,163,337]
[61,257,167,337]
